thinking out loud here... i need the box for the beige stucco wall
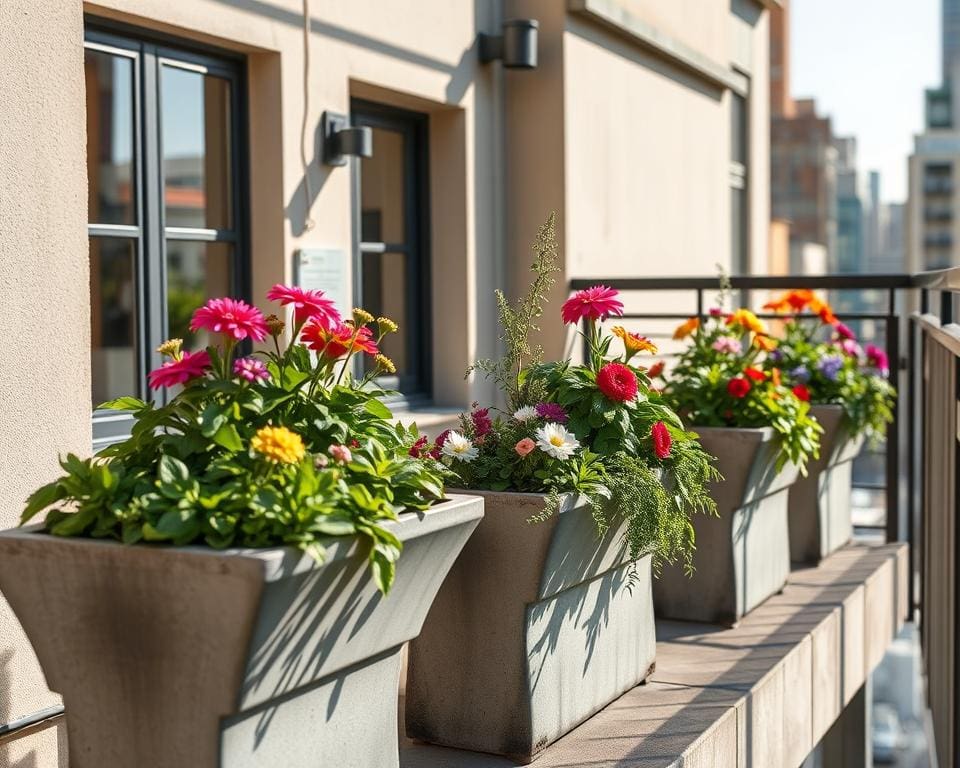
[0,2,89,765]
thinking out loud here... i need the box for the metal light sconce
[321,111,373,166]
[479,19,539,69]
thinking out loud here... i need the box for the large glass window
[353,101,431,398]
[85,26,245,445]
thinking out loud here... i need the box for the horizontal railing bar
[615,312,900,321]
[570,275,917,291]
[0,705,65,741]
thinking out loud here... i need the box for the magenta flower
[470,407,493,438]
[711,336,743,355]
[833,322,856,341]
[190,298,268,342]
[535,402,568,423]
[838,338,862,358]
[328,444,352,464]
[147,349,211,390]
[865,344,890,375]
[233,357,270,383]
[267,284,341,329]
[560,286,624,325]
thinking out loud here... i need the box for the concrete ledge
[401,542,907,767]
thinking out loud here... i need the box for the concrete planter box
[0,495,483,768]
[405,490,655,763]
[653,427,799,625]
[788,404,864,564]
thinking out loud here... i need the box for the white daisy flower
[535,422,580,460]
[513,405,538,422]
[441,431,479,463]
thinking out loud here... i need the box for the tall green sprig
[468,212,560,408]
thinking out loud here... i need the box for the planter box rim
[2,494,483,583]
[691,425,775,440]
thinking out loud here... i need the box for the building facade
[0,1,775,763]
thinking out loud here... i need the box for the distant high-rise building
[907,0,960,270]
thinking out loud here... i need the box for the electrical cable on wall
[300,0,316,232]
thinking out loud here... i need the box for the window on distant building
[84,25,246,446]
[730,91,749,275]
[351,100,431,400]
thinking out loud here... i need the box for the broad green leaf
[97,396,148,411]
[212,423,244,452]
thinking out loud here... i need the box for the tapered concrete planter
[788,404,864,564]
[405,490,655,763]
[653,427,799,625]
[0,495,483,768]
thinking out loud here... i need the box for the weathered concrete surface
[401,542,908,768]
[654,427,798,624]
[0,495,483,768]
[405,491,656,763]
[788,405,864,564]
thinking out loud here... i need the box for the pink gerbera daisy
[560,286,624,325]
[190,298,268,342]
[267,284,341,329]
[147,349,211,390]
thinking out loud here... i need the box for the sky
[790,0,941,204]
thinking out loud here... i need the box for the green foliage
[664,309,823,475]
[467,211,560,409]
[22,304,447,595]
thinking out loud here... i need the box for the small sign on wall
[294,249,350,316]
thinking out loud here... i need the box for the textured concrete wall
[0,1,89,764]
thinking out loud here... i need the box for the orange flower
[771,367,782,387]
[612,326,658,356]
[753,333,778,352]
[647,360,666,378]
[726,308,766,335]
[673,317,700,340]
[814,301,838,325]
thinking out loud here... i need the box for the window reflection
[166,241,233,347]
[90,238,137,405]
[84,49,135,225]
[160,66,232,229]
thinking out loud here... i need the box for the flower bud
[352,308,375,325]
[265,314,286,337]
[156,338,183,360]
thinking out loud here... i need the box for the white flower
[441,431,479,463]
[535,422,580,460]
[513,405,538,422]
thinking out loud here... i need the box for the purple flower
[470,407,493,437]
[817,354,845,382]
[865,344,890,376]
[790,365,810,384]
[768,348,783,362]
[535,402,568,423]
[233,356,270,383]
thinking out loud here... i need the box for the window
[351,100,431,399]
[84,26,246,446]
[730,91,749,276]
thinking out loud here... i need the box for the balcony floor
[400,542,908,768]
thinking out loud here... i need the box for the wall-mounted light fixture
[479,19,539,69]
[321,111,373,166]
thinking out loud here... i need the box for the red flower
[792,384,811,402]
[190,298,268,342]
[301,321,379,359]
[267,284,341,328]
[561,286,624,325]
[744,367,767,382]
[147,349,211,390]
[727,377,751,399]
[471,407,493,437]
[596,362,639,402]
[651,420,672,459]
[408,435,430,458]
[647,360,666,379]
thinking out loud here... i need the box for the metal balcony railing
[569,270,960,766]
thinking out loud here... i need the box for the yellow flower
[377,316,399,334]
[156,338,183,359]
[612,326,658,355]
[250,426,306,464]
[727,308,766,335]
[375,354,396,374]
[673,317,700,340]
[352,308,375,325]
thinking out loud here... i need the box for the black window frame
[350,99,432,403]
[84,20,249,449]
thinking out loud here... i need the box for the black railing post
[941,290,953,324]
[885,309,901,543]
